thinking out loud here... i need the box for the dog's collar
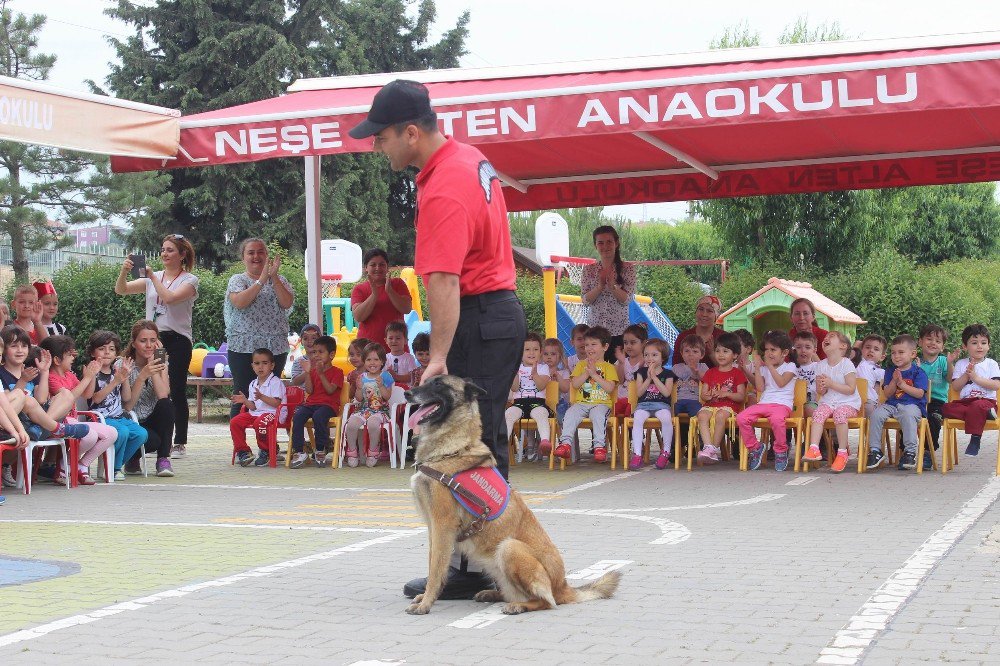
[418,459,501,541]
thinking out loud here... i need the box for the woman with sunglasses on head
[671,295,725,368]
[116,234,199,458]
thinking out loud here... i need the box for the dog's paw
[411,593,424,604]
[502,602,527,615]
[405,602,430,615]
[474,589,503,603]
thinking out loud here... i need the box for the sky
[17,0,1000,222]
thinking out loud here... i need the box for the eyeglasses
[167,234,185,240]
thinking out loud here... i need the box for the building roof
[718,277,867,325]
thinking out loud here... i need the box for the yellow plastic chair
[738,380,807,472]
[510,381,559,466]
[857,380,937,474]
[621,380,679,469]
[940,386,1000,474]
[800,379,868,472]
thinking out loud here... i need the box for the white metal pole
[304,155,324,329]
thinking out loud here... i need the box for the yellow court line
[295,503,416,509]
[257,511,420,518]
[215,517,425,528]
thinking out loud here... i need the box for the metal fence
[0,244,155,294]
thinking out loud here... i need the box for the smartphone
[130,254,147,279]
[154,348,167,364]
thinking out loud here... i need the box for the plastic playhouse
[717,277,866,342]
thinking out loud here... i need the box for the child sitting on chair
[943,324,999,457]
[289,336,343,469]
[630,338,675,471]
[541,338,571,431]
[344,342,394,468]
[791,330,820,419]
[802,331,861,473]
[917,324,958,452]
[290,324,322,386]
[505,332,552,464]
[410,332,430,386]
[737,330,797,472]
[696,332,748,465]
[865,334,929,471]
[384,321,418,388]
[566,324,589,370]
[230,348,287,467]
[672,336,707,420]
[555,326,618,463]
[855,334,887,417]
[345,337,371,396]
[41,335,117,484]
[614,324,646,418]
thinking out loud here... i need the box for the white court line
[534,508,691,544]
[604,493,786,512]
[0,519,421,535]
[347,661,406,666]
[555,472,636,495]
[816,475,1000,665]
[106,483,552,495]
[448,559,632,629]
[0,531,419,648]
[787,476,819,486]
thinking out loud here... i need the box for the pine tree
[106,0,469,268]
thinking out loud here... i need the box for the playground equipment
[717,277,866,342]
[301,238,429,377]
[535,214,683,360]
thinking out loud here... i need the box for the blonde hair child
[802,331,861,473]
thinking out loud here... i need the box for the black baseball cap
[348,79,434,139]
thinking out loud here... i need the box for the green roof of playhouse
[718,277,866,326]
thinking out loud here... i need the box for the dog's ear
[464,381,487,402]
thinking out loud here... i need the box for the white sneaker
[312,451,328,467]
[290,452,309,469]
[2,465,16,488]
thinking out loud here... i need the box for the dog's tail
[567,570,622,603]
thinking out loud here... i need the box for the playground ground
[1,415,999,665]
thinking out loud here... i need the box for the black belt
[459,290,516,311]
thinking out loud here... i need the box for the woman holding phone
[116,234,199,458]
[123,320,176,477]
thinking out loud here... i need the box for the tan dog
[404,375,621,615]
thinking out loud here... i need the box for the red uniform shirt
[413,137,516,296]
[305,365,344,410]
[350,278,410,351]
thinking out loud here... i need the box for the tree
[892,183,1000,264]
[0,3,169,284]
[106,0,469,269]
[697,19,902,271]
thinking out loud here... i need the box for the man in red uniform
[350,79,526,600]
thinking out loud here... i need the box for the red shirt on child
[48,371,80,418]
[305,365,344,410]
[701,366,749,412]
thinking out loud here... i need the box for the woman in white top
[579,225,636,362]
[802,331,861,473]
[116,234,199,457]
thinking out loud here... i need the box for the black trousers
[160,330,192,445]
[138,398,175,459]
[229,351,288,419]
[449,291,526,480]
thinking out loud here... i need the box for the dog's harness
[418,462,510,541]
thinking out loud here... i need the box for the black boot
[403,564,496,600]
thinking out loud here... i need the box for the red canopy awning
[111,33,1000,209]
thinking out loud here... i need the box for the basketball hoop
[322,273,343,298]
[550,256,595,287]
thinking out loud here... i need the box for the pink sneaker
[655,452,670,470]
[697,445,720,464]
[628,454,643,471]
[539,439,551,456]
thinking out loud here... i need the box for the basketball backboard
[535,212,570,267]
[305,239,363,282]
